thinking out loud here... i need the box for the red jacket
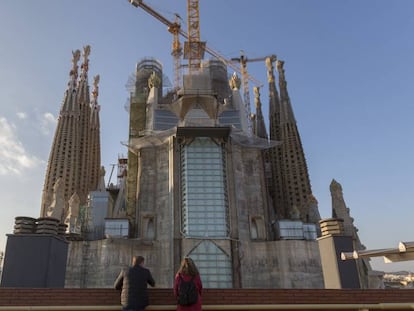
[173,273,203,311]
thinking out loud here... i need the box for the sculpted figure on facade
[148,71,161,89]
[229,72,241,90]
[97,166,106,192]
[289,204,300,220]
[65,192,81,233]
[305,194,321,223]
[47,178,65,221]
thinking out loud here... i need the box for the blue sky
[1,0,414,273]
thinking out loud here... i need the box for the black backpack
[177,274,198,305]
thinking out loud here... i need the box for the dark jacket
[114,264,155,309]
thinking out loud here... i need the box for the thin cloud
[0,117,42,175]
[16,112,27,119]
[40,112,57,135]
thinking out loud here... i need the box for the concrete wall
[240,240,324,288]
[65,238,323,288]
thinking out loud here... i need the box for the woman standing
[173,257,203,311]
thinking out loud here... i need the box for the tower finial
[92,74,100,99]
[253,86,260,108]
[265,56,276,83]
[276,60,286,87]
[70,49,81,79]
[81,45,91,75]
[229,72,241,90]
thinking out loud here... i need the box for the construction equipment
[183,0,205,72]
[128,0,262,86]
[128,0,269,136]
[129,0,183,88]
[231,52,277,135]
[169,14,183,88]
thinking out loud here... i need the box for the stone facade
[63,57,324,288]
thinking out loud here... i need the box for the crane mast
[169,14,182,89]
[184,0,205,72]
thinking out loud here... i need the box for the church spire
[266,55,286,219]
[89,74,102,191]
[266,59,319,224]
[77,45,92,204]
[40,50,82,217]
[41,45,103,221]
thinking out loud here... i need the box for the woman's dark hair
[177,257,199,276]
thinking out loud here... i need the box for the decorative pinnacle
[92,75,100,99]
[254,86,261,109]
[70,49,81,78]
[276,60,285,73]
[229,72,241,90]
[276,60,286,87]
[148,71,161,89]
[265,56,276,83]
[81,45,91,74]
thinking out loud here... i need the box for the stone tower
[267,58,320,224]
[40,46,101,221]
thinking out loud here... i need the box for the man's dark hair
[132,255,145,266]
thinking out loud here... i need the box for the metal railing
[1,304,414,311]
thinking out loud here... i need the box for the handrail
[1,303,414,311]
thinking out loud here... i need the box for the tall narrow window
[181,137,229,237]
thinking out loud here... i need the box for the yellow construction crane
[231,52,277,135]
[129,0,275,136]
[128,0,262,87]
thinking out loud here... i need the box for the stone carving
[81,45,91,73]
[253,86,260,100]
[93,74,100,89]
[305,194,321,223]
[276,60,287,87]
[71,49,81,75]
[47,178,65,221]
[229,72,241,90]
[148,71,161,89]
[92,74,100,98]
[265,56,276,83]
[65,192,81,233]
[83,45,91,59]
[289,204,300,220]
[97,166,106,192]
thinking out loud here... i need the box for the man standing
[114,256,156,311]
